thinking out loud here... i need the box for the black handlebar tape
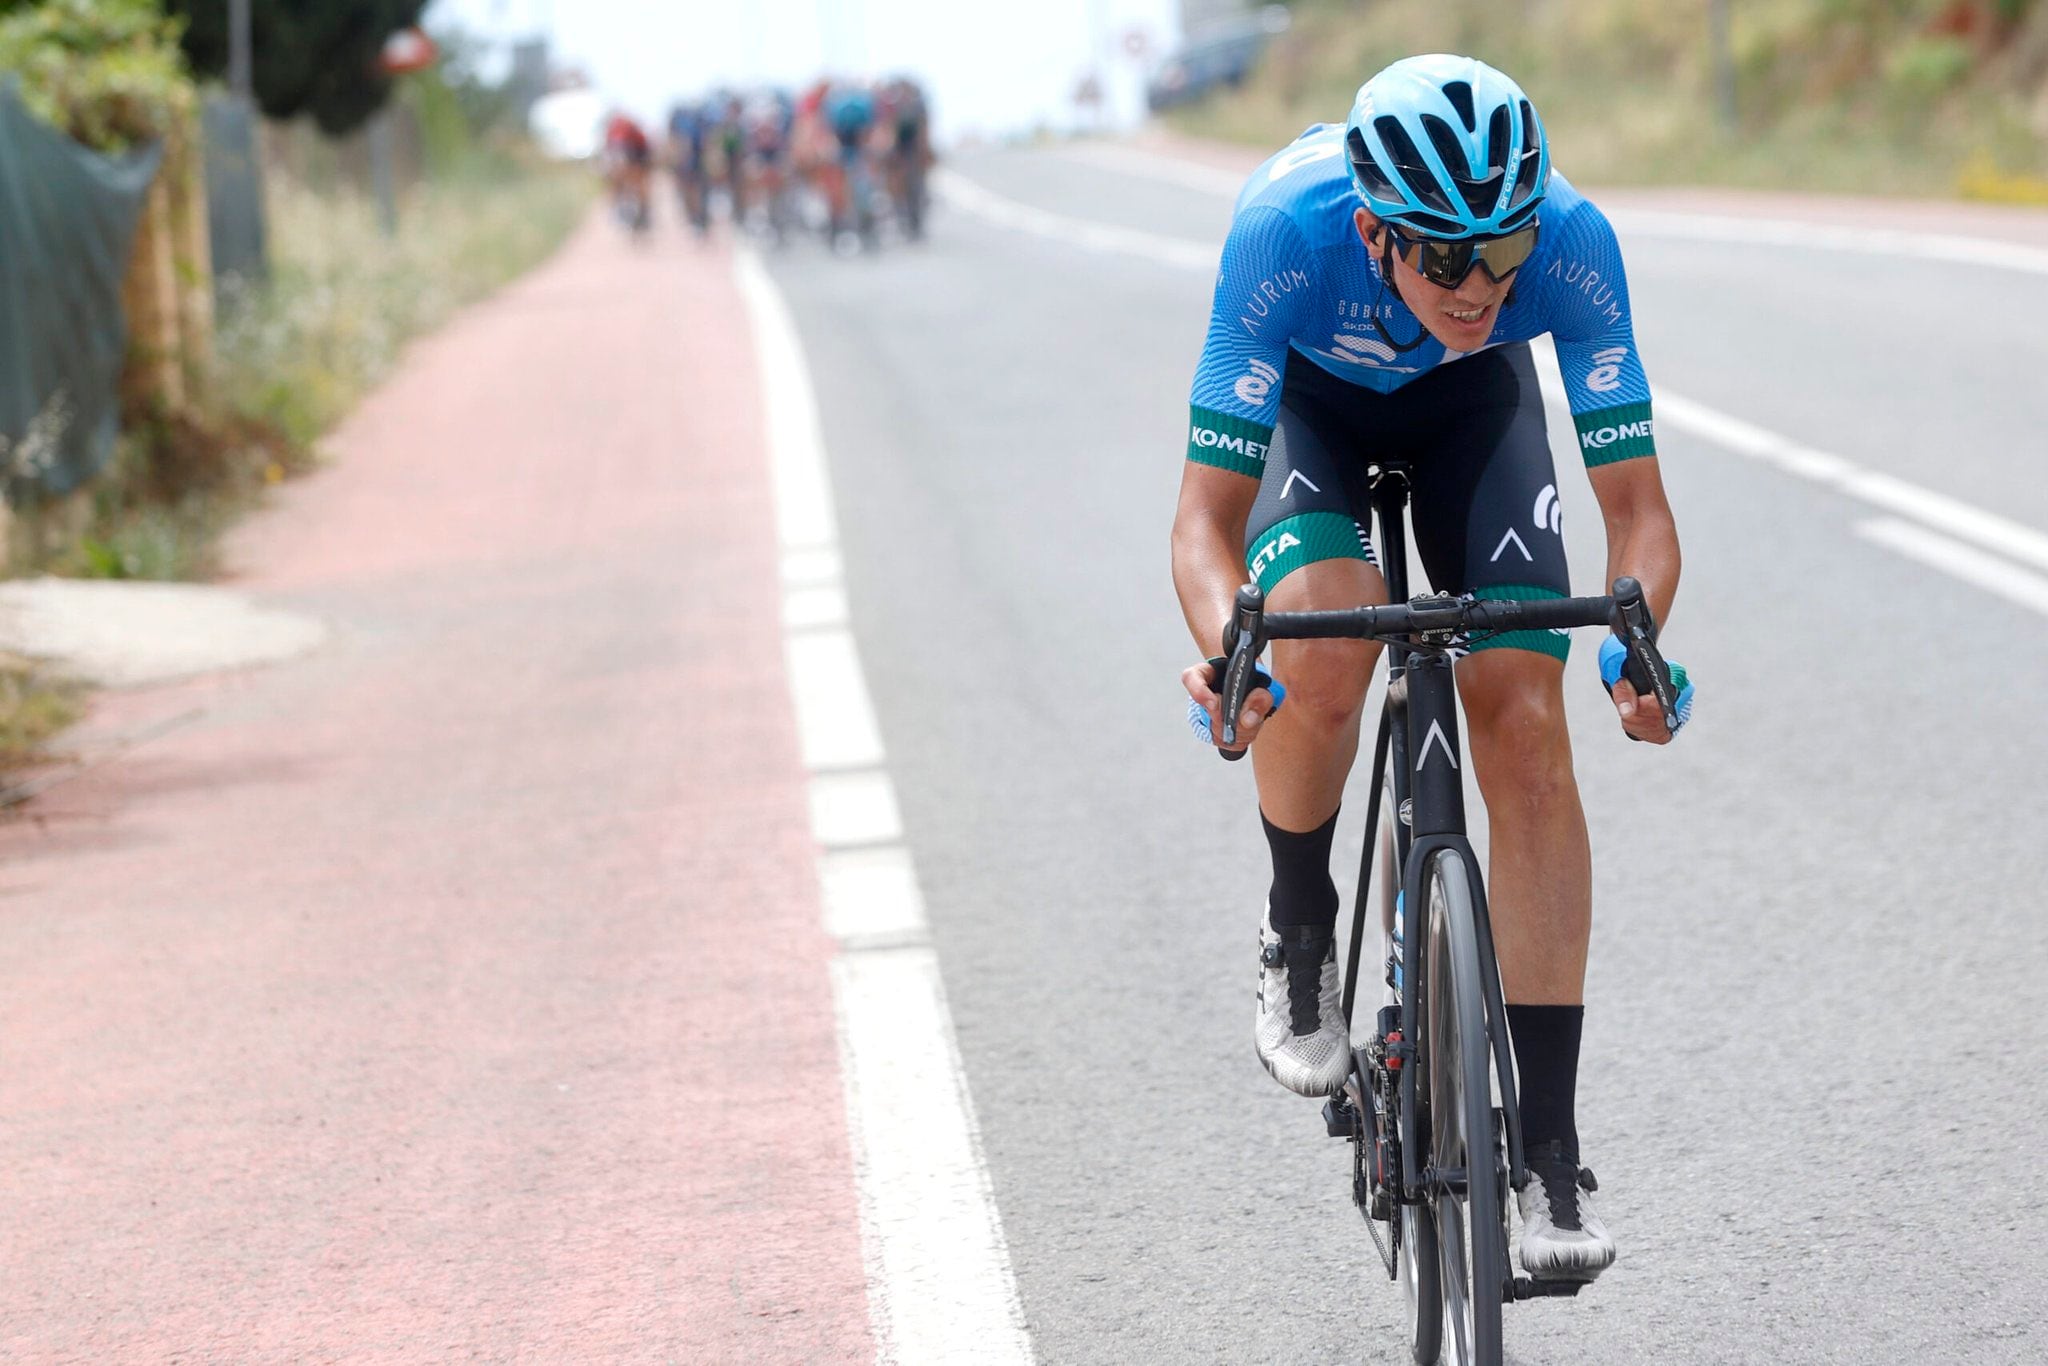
[1463,595,1618,634]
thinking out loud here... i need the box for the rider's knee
[1272,637,1374,735]
[1462,658,1574,796]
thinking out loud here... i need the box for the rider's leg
[1233,385,1391,1096]
[1457,651,1590,1007]
[1254,556,1387,926]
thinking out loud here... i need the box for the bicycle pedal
[1322,1094,1358,1139]
[1509,1275,1587,1300]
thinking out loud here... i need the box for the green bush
[0,0,193,151]
[1886,35,1976,99]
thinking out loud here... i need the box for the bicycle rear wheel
[1422,850,1506,1366]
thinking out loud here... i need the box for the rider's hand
[1183,657,1282,755]
[1609,677,1672,744]
[1600,636,1693,745]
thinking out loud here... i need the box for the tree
[166,0,430,136]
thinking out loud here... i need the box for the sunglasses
[1382,220,1541,289]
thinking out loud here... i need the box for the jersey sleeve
[1539,196,1657,468]
[1185,206,1315,479]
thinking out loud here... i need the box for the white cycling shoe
[1253,905,1350,1097]
[1516,1141,1617,1282]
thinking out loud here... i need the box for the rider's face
[1353,208,1512,352]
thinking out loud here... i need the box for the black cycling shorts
[1244,342,1572,661]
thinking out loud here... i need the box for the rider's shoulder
[1231,124,1356,250]
[1530,173,1623,258]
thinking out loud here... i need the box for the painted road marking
[1857,518,2048,615]
[736,248,1035,1365]
[781,546,845,587]
[820,847,929,945]
[943,169,2048,610]
[810,769,906,848]
[1053,141,2048,277]
[934,168,1217,272]
[783,583,851,631]
[782,630,886,772]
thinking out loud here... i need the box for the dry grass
[1169,0,2048,200]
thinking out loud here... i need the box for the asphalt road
[766,146,2048,1364]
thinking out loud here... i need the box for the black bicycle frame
[1347,465,1532,1206]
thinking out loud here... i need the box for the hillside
[1168,0,2048,200]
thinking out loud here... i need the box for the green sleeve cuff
[1186,406,1274,478]
[1573,401,1656,467]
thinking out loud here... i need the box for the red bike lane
[0,218,874,1361]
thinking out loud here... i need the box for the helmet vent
[1374,115,1456,215]
[1509,99,1545,206]
[1442,80,1477,133]
[1346,126,1397,199]
[1419,114,1472,182]
[1484,105,1511,178]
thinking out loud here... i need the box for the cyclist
[715,91,748,223]
[878,75,934,239]
[822,80,880,245]
[1171,55,1686,1284]
[742,89,796,239]
[601,110,653,230]
[667,99,711,237]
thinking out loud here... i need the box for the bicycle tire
[1421,849,1506,1366]
[1375,763,1441,1366]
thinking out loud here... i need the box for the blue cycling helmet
[1343,54,1549,240]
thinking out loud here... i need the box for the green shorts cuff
[1245,510,1372,590]
[1465,583,1572,662]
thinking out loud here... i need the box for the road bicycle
[1212,462,1680,1366]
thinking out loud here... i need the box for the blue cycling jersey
[1188,124,1656,479]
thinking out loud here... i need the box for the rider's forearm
[1172,517,1251,658]
[1601,504,1681,631]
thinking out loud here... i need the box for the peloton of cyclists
[641,76,935,249]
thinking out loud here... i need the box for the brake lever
[1217,583,1266,760]
[1609,575,1678,735]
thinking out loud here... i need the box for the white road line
[782,629,886,772]
[1857,517,2048,615]
[781,546,845,587]
[1051,141,2048,277]
[831,950,1034,1364]
[810,769,906,848]
[1652,393,2048,575]
[748,252,842,553]
[944,168,2048,593]
[934,167,1218,272]
[736,247,1035,1366]
[782,583,851,631]
[820,847,929,944]
[1600,208,2048,278]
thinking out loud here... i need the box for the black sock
[1261,808,1340,937]
[1507,1003,1584,1164]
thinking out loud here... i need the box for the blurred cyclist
[713,91,748,223]
[822,79,880,247]
[742,88,797,240]
[667,99,711,237]
[602,110,653,232]
[1172,55,1689,1285]
[878,75,934,240]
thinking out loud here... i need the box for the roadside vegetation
[0,4,587,769]
[1169,0,2048,200]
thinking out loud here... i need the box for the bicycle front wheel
[1422,850,1506,1366]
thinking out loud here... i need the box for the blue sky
[427,0,1184,139]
